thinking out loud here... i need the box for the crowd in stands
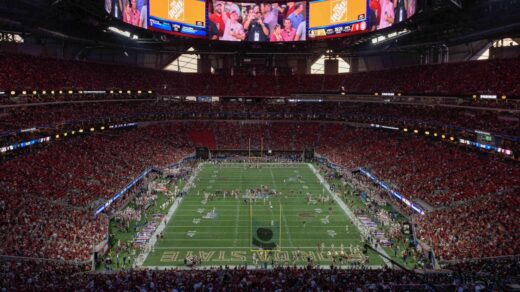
[1,120,518,262]
[1,101,518,148]
[0,195,108,261]
[0,258,86,290]
[443,256,520,285]
[1,54,520,97]
[0,124,191,261]
[415,194,519,260]
[3,259,520,291]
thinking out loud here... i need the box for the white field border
[134,164,203,268]
[307,163,392,267]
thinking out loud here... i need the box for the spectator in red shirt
[209,1,225,37]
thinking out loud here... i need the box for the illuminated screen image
[105,0,150,29]
[149,0,207,37]
[208,1,306,42]
[308,0,367,39]
[369,0,416,31]
[104,0,418,40]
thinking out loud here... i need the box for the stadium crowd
[1,53,520,96]
[0,124,191,261]
[1,121,518,262]
[2,258,519,291]
[1,100,518,144]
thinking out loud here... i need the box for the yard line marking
[269,167,294,247]
[233,199,240,247]
[152,245,360,249]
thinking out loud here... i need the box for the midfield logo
[168,0,185,21]
[330,0,348,24]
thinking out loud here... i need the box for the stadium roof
[0,0,518,56]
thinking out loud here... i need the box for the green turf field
[143,163,384,267]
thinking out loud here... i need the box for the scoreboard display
[149,0,207,37]
[105,0,418,41]
[308,0,367,39]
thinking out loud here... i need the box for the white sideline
[307,163,393,268]
[134,164,203,268]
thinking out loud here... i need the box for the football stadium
[1,0,520,290]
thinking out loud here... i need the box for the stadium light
[10,91,15,95]
[441,134,446,139]
[59,90,63,94]
[55,134,60,139]
[137,90,142,94]
[79,129,84,133]
[68,90,73,94]
[22,90,27,95]
[425,131,430,135]
[90,128,95,132]
[118,90,122,94]
[434,133,438,137]
[51,90,55,95]
[109,90,114,94]
[501,95,507,100]
[148,90,153,94]
[450,137,455,141]
[127,90,131,94]
[71,131,75,135]
[42,90,46,95]
[64,132,68,137]
[403,128,408,132]
[413,129,418,134]
[32,90,37,95]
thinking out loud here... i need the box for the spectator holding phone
[244,6,269,42]
[221,10,245,41]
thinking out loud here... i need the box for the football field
[143,163,384,267]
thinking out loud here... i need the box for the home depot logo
[330,0,348,24]
[168,0,185,21]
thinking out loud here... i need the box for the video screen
[105,0,150,29]
[308,0,367,39]
[208,1,307,42]
[103,0,419,40]
[149,0,207,37]
[369,0,417,31]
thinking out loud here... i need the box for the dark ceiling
[0,0,519,56]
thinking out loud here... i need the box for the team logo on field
[252,220,279,250]
[187,230,197,237]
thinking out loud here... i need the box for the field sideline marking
[307,163,393,267]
